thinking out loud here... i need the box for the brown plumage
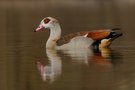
[87,30,110,40]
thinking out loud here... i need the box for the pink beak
[34,24,44,32]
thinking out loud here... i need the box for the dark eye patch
[44,18,50,24]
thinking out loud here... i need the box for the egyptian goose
[34,17,122,50]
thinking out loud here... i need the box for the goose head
[35,17,59,32]
[34,17,62,49]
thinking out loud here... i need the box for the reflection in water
[37,49,62,83]
[60,48,93,65]
[37,47,122,83]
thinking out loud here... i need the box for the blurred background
[0,0,135,90]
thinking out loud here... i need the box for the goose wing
[57,29,114,46]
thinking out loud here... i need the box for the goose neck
[46,24,61,49]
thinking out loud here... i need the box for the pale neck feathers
[46,23,61,49]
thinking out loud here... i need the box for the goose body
[34,17,122,50]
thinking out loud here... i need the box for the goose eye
[44,18,50,24]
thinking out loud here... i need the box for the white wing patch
[83,33,88,37]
